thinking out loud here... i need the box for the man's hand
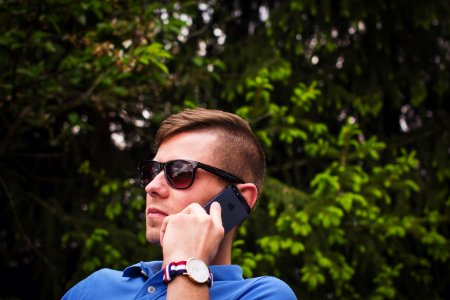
[160,201,224,266]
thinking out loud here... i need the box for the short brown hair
[155,108,266,195]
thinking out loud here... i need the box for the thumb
[160,216,169,245]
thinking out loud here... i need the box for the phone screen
[203,185,251,233]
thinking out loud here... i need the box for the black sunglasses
[138,159,244,189]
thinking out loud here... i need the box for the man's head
[155,108,266,194]
[142,108,265,244]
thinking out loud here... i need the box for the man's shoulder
[84,267,124,281]
[245,275,297,297]
[213,274,297,299]
[248,274,290,285]
[62,268,126,299]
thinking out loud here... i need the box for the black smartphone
[203,185,251,233]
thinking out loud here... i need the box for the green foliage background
[1,0,449,299]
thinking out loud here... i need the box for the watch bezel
[185,257,210,284]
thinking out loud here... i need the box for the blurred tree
[0,0,448,299]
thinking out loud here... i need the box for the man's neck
[212,230,234,265]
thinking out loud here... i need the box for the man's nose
[145,170,168,196]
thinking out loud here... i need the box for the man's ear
[236,183,258,209]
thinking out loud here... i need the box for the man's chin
[145,231,161,245]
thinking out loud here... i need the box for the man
[63,108,296,299]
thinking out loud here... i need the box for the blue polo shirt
[62,261,297,299]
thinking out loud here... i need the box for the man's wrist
[163,257,213,287]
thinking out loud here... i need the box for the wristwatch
[163,257,213,287]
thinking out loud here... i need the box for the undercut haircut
[155,108,266,196]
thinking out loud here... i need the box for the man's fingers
[180,201,223,229]
[161,201,224,247]
[209,201,223,228]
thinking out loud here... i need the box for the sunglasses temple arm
[199,163,244,183]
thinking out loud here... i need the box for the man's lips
[146,208,168,218]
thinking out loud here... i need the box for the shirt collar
[123,261,163,278]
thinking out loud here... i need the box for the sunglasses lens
[139,161,160,188]
[166,160,195,189]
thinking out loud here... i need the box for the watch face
[186,258,209,283]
